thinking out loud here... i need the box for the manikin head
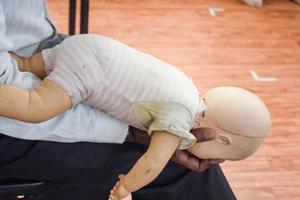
[189,87,271,161]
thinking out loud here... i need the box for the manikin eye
[215,135,231,145]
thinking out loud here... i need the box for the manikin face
[188,117,264,161]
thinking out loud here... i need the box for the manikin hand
[109,175,132,200]
[126,126,225,172]
[9,53,25,69]
[9,52,47,79]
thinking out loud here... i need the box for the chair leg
[80,0,89,34]
[69,0,77,35]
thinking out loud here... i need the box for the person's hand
[109,175,131,200]
[171,127,225,172]
[126,126,225,173]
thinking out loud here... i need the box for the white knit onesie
[42,34,207,149]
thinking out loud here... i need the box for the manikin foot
[244,0,263,7]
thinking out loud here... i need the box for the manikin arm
[10,52,47,79]
[126,126,225,172]
[0,79,71,123]
[110,131,181,199]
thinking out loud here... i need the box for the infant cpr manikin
[188,87,271,161]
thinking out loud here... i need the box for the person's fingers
[191,127,216,142]
[185,156,205,172]
[198,159,211,171]
[185,153,214,172]
[209,159,225,165]
[172,150,190,165]
[172,150,212,172]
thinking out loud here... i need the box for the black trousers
[0,133,236,200]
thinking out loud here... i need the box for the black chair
[69,0,90,35]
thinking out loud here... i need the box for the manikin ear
[215,134,231,146]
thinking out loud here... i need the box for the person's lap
[0,133,235,200]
